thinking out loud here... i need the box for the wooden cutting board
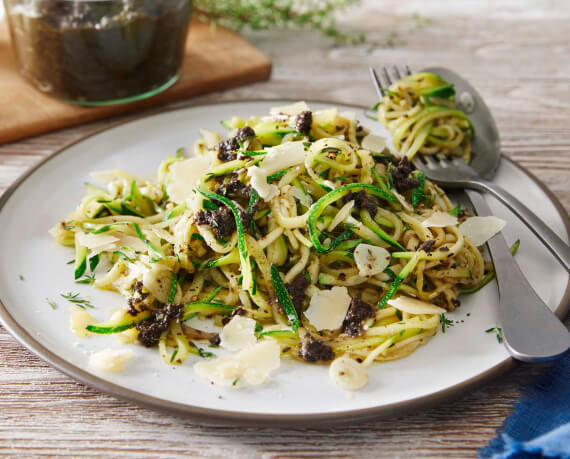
[0,20,271,144]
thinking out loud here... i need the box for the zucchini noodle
[376,72,474,161]
[51,103,488,379]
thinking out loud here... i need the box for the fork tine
[369,67,384,99]
[392,66,401,80]
[382,67,392,86]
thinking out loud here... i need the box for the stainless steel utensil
[370,66,570,273]
[467,190,569,361]
[369,65,569,361]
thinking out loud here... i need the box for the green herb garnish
[485,326,504,344]
[60,292,94,309]
[439,313,454,333]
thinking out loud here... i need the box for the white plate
[0,101,568,426]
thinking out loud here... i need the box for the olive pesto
[4,0,192,104]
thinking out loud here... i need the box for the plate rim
[0,99,568,427]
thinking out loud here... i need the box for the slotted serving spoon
[370,66,569,361]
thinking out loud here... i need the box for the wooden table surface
[0,1,569,457]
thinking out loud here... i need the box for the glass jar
[3,0,192,105]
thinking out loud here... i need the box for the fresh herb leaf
[449,203,461,217]
[46,298,57,310]
[439,313,454,333]
[395,309,402,320]
[113,251,134,263]
[485,326,503,344]
[19,274,24,281]
[75,273,95,285]
[198,348,215,358]
[254,323,263,333]
[170,348,179,363]
[60,292,94,309]
[176,147,185,158]
[411,170,428,208]
[232,377,239,386]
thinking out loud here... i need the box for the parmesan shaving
[76,232,119,250]
[247,142,306,201]
[304,286,352,331]
[194,340,281,386]
[459,216,506,246]
[422,211,459,228]
[167,156,212,205]
[219,316,257,351]
[361,134,387,153]
[269,101,310,116]
[89,349,132,373]
[70,309,96,338]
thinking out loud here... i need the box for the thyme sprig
[60,292,94,309]
[194,0,365,44]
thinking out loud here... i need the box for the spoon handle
[467,178,570,273]
[466,190,569,362]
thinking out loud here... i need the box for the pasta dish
[51,96,497,389]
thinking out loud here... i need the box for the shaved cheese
[270,101,310,116]
[304,286,352,331]
[237,341,281,385]
[328,201,354,232]
[422,211,458,228]
[262,141,306,174]
[167,156,212,204]
[354,243,391,277]
[247,142,306,201]
[116,235,148,253]
[194,340,281,386]
[248,167,279,201]
[459,216,506,246]
[89,349,132,373]
[329,356,369,390]
[142,263,172,303]
[361,134,387,153]
[388,296,446,315]
[219,316,257,351]
[199,128,221,148]
[76,232,119,250]
[70,310,96,338]
[313,108,338,126]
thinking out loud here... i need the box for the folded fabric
[479,353,570,458]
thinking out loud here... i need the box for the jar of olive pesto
[3,0,192,105]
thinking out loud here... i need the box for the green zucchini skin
[308,183,400,253]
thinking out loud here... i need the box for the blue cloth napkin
[479,353,570,458]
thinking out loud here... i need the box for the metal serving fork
[369,66,569,361]
[370,66,570,273]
